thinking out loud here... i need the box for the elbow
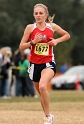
[67,32,71,40]
[68,33,71,39]
[66,33,70,41]
[19,44,23,51]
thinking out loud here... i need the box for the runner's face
[33,7,47,23]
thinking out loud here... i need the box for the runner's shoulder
[25,24,34,32]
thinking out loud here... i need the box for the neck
[36,22,46,30]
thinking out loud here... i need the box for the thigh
[39,68,54,87]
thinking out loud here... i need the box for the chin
[36,20,42,23]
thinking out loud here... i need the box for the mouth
[37,18,41,21]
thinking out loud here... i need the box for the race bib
[34,43,49,55]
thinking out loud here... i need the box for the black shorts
[28,61,56,82]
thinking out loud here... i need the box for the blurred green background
[0,0,84,70]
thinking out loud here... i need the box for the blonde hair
[34,3,55,23]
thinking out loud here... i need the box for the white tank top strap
[32,23,36,31]
[46,23,53,31]
[34,23,37,29]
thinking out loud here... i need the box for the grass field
[0,90,84,124]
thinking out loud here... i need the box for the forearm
[19,42,31,50]
[56,33,70,44]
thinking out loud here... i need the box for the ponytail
[46,14,55,23]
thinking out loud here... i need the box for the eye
[35,12,38,15]
[34,12,43,15]
[39,12,43,15]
